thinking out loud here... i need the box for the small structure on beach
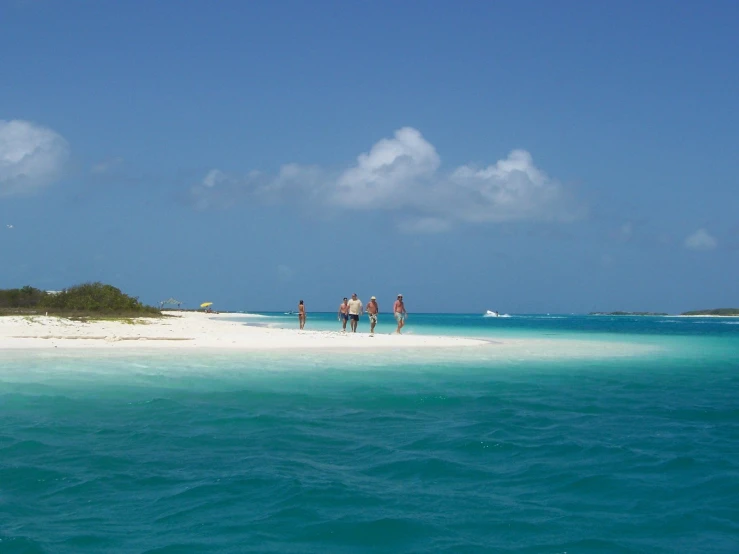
[159,298,183,309]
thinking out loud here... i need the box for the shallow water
[1,315,738,552]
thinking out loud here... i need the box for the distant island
[590,311,668,316]
[680,308,739,316]
[590,308,739,317]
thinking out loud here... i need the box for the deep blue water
[1,315,738,553]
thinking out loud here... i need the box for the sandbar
[0,311,489,351]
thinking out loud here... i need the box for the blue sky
[1,0,737,313]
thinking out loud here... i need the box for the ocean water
[1,315,738,553]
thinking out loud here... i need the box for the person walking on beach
[298,300,306,330]
[393,294,407,334]
[337,297,350,332]
[347,293,363,333]
[366,296,379,335]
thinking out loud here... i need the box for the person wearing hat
[365,296,379,335]
[393,294,407,334]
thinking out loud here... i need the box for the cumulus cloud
[189,127,584,230]
[334,127,440,209]
[0,119,69,196]
[442,149,582,223]
[684,228,717,251]
[190,169,243,209]
[189,164,324,209]
[202,169,227,188]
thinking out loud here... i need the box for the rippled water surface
[1,315,738,553]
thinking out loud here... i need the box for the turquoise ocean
[1,314,738,553]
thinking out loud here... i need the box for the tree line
[0,283,160,315]
[681,308,739,316]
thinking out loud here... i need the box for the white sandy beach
[0,311,668,361]
[0,311,489,351]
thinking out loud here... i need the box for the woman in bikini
[298,300,306,330]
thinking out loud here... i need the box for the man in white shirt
[347,293,363,333]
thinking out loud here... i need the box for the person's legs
[342,315,348,331]
[395,313,401,334]
[370,315,376,334]
[351,314,358,332]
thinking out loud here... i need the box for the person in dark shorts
[347,293,363,333]
[337,298,350,332]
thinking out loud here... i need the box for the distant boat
[484,310,511,318]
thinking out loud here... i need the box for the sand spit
[0,311,489,351]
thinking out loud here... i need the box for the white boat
[484,310,499,317]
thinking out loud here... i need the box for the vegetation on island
[589,311,668,316]
[0,283,161,318]
[591,308,739,316]
[680,308,739,316]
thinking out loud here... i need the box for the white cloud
[0,119,69,196]
[202,169,227,188]
[263,163,325,201]
[190,164,323,209]
[684,228,717,251]
[443,149,582,224]
[189,127,584,230]
[190,169,238,209]
[334,127,440,209]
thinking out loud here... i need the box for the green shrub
[39,282,158,313]
[0,286,46,308]
[0,282,160,315]
[681,308,739,316]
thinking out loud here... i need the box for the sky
[1,0,738,313]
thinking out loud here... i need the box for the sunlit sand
[0,311,668,362]
[0,311,488,350]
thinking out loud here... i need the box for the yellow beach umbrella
[200,302,213,308]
